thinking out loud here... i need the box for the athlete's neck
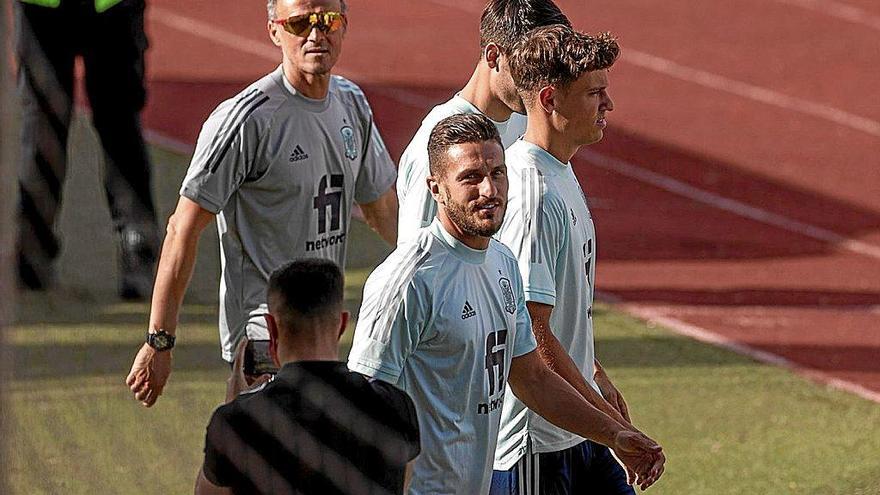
[438,212,490,250]
[283,63,331,99]
[523,118,580,165]
[460,64,514,123]
[276,338,339,364]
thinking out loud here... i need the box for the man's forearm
[530,306,633,429]
[510,354,623,448]
[360,189,398,246]
[366,213,397,246]
[540,333,633,425]
[148,215,205,335]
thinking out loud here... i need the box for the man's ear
[268,21,283,47]
[337,311,350,340]
[538,85,557,114]
[265,313,281,367]
[484,43,501,70]
[427,175,444,205]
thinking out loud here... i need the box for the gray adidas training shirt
[181,66,396,361]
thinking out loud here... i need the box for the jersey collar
[429,219,488,265]
[516,139,571,171]
[451,94,513,129]
[274,65,331,112]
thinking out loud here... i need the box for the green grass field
[9,293,880,494]
[6,138,880,494]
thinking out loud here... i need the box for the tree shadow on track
[582,127,880,262]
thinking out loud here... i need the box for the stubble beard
[443,191,503,239]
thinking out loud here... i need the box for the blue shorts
[490,440,635,495]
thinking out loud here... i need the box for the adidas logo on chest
[461,300,477,320]
[289,145,309,162]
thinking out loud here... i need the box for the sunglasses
[272,11,347,37]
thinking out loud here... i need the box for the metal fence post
[0,0,19,492]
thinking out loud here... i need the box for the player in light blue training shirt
[492,26,666,495]
[349,114,664,495]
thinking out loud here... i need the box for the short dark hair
[267,0,348,21]
[268,259,344,328]
[427,114,503,178]
[509,25,620,95]
[479,0,570,54]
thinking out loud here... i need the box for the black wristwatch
[146,330,176,352]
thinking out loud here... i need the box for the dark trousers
[15,0,157,287]
[491,440,636,495]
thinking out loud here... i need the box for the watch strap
[146,329,176,351]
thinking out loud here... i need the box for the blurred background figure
[15,0,158,299]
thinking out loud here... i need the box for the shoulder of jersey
[489,238,518,263]
[208,74,286,128]
[377,229,446,282]
[399,101,462,158]
[330,75,369,105]
[504,140,532,165]
[422,99,474,128]
[506,143,558,187]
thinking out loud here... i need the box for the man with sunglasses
[395,0,571,243]
[126,0,398,407]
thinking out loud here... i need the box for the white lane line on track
[148,6,880,401]
[420,0,880,139]
[772,0,880,31]
[149,6,370,81]
[623,50,880,139]
[150,6,279,61]
[578,149,880,260]
[621,304,880,404]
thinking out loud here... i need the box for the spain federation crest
[499,277,515,314]
[341,126,358,160]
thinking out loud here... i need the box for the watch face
[149,332,174,351]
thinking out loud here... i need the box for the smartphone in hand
[244,339,279,376]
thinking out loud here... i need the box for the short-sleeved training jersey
[180,66,396,361]
[348,220,537,495]
[396,95,526,243]
[493,140,599,469]
[202,361,420,495]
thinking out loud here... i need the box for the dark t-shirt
[202,361,420,495]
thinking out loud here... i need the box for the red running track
[141,0,880,401]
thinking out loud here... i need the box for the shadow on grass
[10,341,228,381]
[9,332,757,382]
[10,340,365,381]
[14,290,218,326]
